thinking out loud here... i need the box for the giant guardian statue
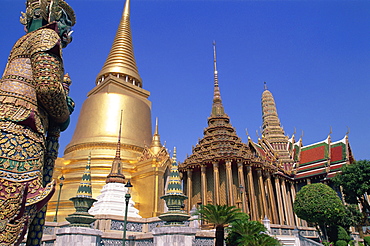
[0,0,75,244]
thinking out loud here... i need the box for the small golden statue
[0,0,75,245]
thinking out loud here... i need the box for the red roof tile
[300,145,326,164]
[331,145,345,163]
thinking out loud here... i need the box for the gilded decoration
[0,0,75,244]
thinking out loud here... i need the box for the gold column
[225,161,234,206]
[307,178,311,185]
[274,177,285,225]
[246,166,258,221]
[257,169,268,219]
[290,182,300,226]
[153,166,159,217]
[266,173,278,224]
[213,162,220,205]
[286,183,295,226]
[237,162,249,213]
[187,169,193,211]
[281,179,292,225]
[201,165,207,205]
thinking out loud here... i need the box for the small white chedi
[89,182,141,218]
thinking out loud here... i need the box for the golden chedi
[47,0,171,221]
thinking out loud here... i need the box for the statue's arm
[31,50,70,124]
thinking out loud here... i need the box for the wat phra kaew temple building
[39,0,354,245]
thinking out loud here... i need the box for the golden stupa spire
[150,117,162,155]
[96,0,142,87]
[106,110,126,184]
[211,41,225,116]
[261,82,292,162]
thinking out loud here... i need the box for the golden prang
[20,0,76,26]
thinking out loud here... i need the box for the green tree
[195,204,243,246]
[339,204,363,230]
[293,183,346,241]
[332,160,370,223]
[327,225,350,244]
[226,215,281,246]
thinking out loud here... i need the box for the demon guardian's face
[57,9,73,48]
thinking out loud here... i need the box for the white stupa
[89,182,141,218]
[89,113,141,218]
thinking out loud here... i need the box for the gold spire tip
[155,117,159,134]
[124,0,130,17]
[213,41,218,75]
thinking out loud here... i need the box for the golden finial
[123,0,130,17]
[96,0,141,87]
[245,128,251,139]
[150,117,162,154]
[213,40,218,87]
[155,117,159,135]
[211,41,225,116]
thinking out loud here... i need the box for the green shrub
[337,226,350,242]
[322,241,333,246]
[364,236,370,246]
[359,242,365,246]
[335,240,347,246]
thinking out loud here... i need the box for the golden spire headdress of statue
[20,0,76,27]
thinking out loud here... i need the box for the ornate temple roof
[95,0,142,87]
[138,118,170,164]
[181,43,254,168]
[294,134,353,180]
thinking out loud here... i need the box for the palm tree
[226,218,281,246]
[195,204,243,246]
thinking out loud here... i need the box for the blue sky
[1,0,369,162]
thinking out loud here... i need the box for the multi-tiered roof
[180,43,262,169]
[181,45,353,181]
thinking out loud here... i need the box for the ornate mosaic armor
[0,24,70,245]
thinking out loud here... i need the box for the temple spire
[150,117,162,155]
[66,152,96,227]
[213,41,219,87]
[261,86,294,167]
[76,153,93,198]
[159,147,189,225]
[261,86,286,143]
[211,41,224,116]
[165,147,183,195]
[96,0,142,87]
[106,110,126,184]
